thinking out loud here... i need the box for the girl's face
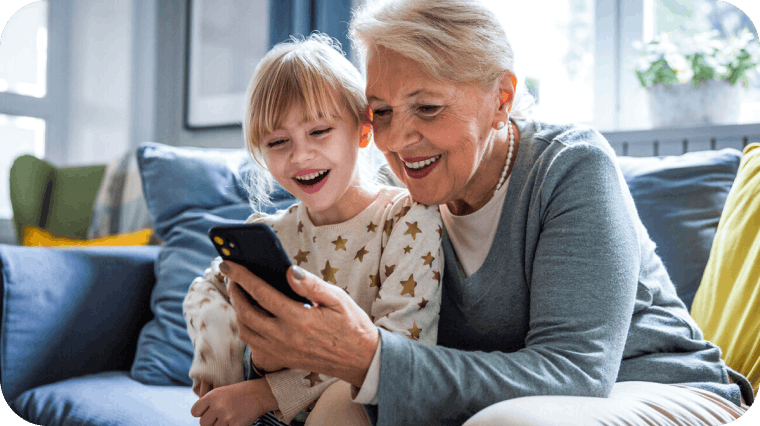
[262,104,367,225]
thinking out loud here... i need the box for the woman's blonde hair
[349,0,533,120]
[242,33,380,210]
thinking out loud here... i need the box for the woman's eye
[418,105,442,116]
[372,108,391,119]
[311,127,333,136]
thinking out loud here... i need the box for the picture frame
[183,0,271,129]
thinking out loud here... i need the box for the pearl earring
[496,121,505,130]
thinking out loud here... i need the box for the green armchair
[8,154,105,245]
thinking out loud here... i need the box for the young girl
[182,33,443,425]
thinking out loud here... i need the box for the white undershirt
[352,176,511,404]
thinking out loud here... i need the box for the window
[652,0,760,123]
[0,0,49,219]
[486,0,758,132]
[0,114,45,218]
[484,0,596,126]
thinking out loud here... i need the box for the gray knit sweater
[366,120,752,425]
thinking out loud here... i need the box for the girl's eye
[311,127,333,136]
[266,139,286,148]
[418,105,442,116]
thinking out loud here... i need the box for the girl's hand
[223,262,379,387]
[194,378,214,398]
[190,379,277,426]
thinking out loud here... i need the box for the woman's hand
[190,379,276,426]
[222,262,379,387]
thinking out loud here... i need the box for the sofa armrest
[0,245,160,403]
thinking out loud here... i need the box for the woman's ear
[493,71,517,128]
[500,72,518,113]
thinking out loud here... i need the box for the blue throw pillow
[616,148,741,311]
[131,142,295,386]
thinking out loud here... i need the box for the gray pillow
[616,148,741,311]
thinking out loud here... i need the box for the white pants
[306,381,748,426]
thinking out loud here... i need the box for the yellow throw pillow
[23,226,154,247]
[691,143,760,397]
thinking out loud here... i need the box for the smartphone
[208,223,312,308]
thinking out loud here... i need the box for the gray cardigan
[366,120,751,425]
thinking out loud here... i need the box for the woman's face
[366,46,500,206]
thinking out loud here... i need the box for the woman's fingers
[222,261,306,319]
[286,266,347,309]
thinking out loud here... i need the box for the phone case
[208,223,312,307]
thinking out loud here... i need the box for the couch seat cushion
[11,371,197,426]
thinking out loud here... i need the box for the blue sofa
[0,142,748,425]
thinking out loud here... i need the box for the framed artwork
[184,0,271,129]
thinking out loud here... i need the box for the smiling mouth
[294,169,330,188]
[402,155,442,179]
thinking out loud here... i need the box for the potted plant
[634,29,760,128]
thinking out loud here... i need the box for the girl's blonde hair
[242,33,380,211]
[349,0,534,120]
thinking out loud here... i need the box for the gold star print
[432,270,441,285]
[407,322,422,340]
[304,372,323,387]
[321,261,339,284]
[394,206,411,221]
[384,218,394,237]
[294,250,310,266]
[375,291,382,300]
[384,264,396,278]
[421,252,435,266]
[355,246,369,262]
[367,221,377,233]
[403,246,412,254]
[436,225,443,239]
[342,286,350,295]
[289,205,297,214]
[404,221,422,240]
[332,236,348,251]
[298,221,304,233]
[418,298,428,310]
[400,274,417,297]
[369,273,380,288]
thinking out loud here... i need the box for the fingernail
[292,265,306,280]
[219,262,230,273]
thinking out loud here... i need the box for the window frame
[595,0,760,133]
[0,0,70,163]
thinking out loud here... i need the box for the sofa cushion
[616,148,742,311]
[131,142,295,386]
[11,371,197,426]
[691,143,760,397]
[0,245,160,403]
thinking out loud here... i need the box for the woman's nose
[383,114,421,153]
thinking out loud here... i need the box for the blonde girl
[182,33,444,426]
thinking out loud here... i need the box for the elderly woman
[222,1,753,425]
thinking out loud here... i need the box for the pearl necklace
[494,120,515,196]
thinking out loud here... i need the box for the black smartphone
[208,223,312,308]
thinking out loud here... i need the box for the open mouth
[403,155,441,179]
[293,169,330,194]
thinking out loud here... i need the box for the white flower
[665,52,689,72]
[676,68,694,83]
